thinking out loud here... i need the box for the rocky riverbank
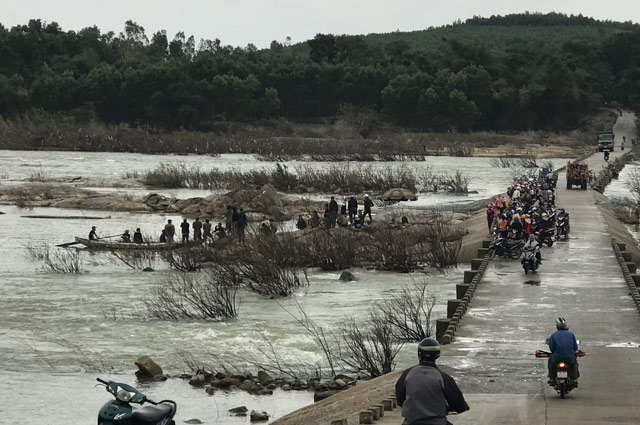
[0,183,321,221]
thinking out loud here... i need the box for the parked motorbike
[96,378,177,425]
[539,229,555,247]
[521,246,540,273]
[556,212,570,240]
[535,350,586,398]
[488,235,524,260]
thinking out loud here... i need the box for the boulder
[238,380,260,394]
[257,370,273,386]
[338,271,356,282]
[143,193,171,211]
[334,379,348,389]
[184,419,203,424]
[314,390,341,402]
[250,411,270,422]
[134,356,163,379]
[205,385,216,395]
[229,406,248,416]
[189,372,208,386]
[212,377,241,388]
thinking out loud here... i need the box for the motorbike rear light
[558,362,566,368]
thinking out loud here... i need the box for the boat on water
[74,237,198,250]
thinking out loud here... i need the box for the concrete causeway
[276,113,640,425]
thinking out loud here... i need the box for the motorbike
[604,151,610,161]
[539,229,555,247]
[487,235,524,260]
[556,213,570,241]
[96,378,177,425]
[521,245,540,274]
[535,349,586,398]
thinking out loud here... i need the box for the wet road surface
[379,112,640,424]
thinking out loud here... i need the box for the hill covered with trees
[0,12,638,135]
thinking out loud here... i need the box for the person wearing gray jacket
[396,338,469,425]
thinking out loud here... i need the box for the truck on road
[598,131,615,152]
[566,161,589,190]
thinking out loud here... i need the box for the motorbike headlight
[116,387,134,402]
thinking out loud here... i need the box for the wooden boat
[74,237,199,250]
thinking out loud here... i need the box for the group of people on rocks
[295,194,377,231]
[90,195,379,245]
[486,169,567,243]
[322,194,375,229]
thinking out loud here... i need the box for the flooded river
[0,150,567,424]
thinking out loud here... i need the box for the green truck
[598,131,615,152]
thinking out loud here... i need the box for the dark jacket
[549,329,578,359]
[396,362,469,425]
[180,221,190,234]
[364,198,374,211]
[329,199,339,212]
[348,197,358,211]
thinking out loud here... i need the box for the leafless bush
[336,311,404,378]
[160,247,205,272]
[143,271,239,321]
[27,168,52,182]
[307,228,363,270]
[376,280,437,341]
[448,144,473,157]
[25,244,84,273]
[423,215,463,269]
[438,171,469,194]
[489,157,517,168]
[109,249,158,270]
[516,156,540,168]
[280,300,338,378]
[368,225,421,272]
[204,232,310,298]
[257,153,426,162]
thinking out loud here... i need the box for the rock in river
[134,355,163,379]
[250,410,269,422]
[338,271,356,282]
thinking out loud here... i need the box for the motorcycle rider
[604,150,610,161]
[396,338,469,425]
[548,317,579,383]
[524,233,541,264]
[547,317,580,384]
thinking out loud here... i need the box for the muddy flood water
[0,150,567,424]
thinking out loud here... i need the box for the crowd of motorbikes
[486,167,570,275]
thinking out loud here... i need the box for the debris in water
[524,280,541,286]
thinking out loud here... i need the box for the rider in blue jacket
[548,317,579,382]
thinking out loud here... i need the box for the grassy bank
[0,110,615,157]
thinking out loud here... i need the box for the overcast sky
[2,0,639,48]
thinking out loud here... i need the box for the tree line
[0,13,639,134]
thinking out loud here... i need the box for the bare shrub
[489,157,516,168]
[109,249,157,270]
[438,171,469,194]
[280,300,338,378]
[376,280,437,341]
[336,312,404,378]
[27,168,52,182]
[143,271,239,321]
[160,247,204,272]
[368,225,421,272]
[233,234,309,297]
[423,215,463,269]
[25,244,83,273]
[307,228,363,270]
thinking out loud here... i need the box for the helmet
[91,226,96,230]
[418,338,440,362]
[364,194,369,198]
[529,234,536,240]
[343,196,348,200]
[556,317,568,330]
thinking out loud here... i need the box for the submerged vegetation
[142,162,469,194]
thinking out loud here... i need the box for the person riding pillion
[548,317,579,382]
[396,338,469,425]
